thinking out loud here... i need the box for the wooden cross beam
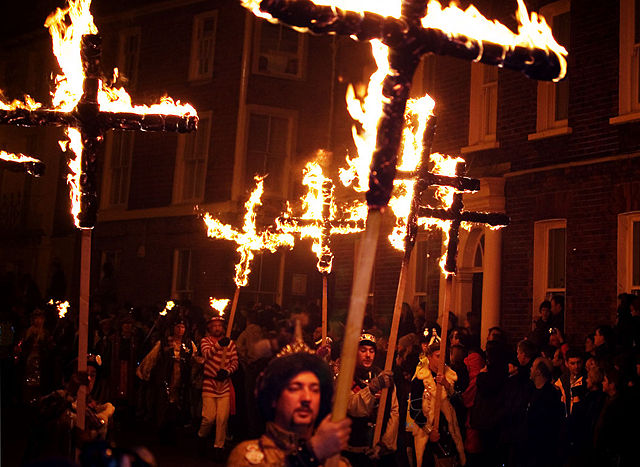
[0,34,197,228]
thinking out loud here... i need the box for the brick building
[1,0,639,347]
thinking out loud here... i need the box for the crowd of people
[1,267,640,467]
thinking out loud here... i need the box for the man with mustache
[227,350,351,466]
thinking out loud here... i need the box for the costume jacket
[408,354,466,466]
[346,365,399,452]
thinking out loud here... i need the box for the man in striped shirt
[197,315,238,460]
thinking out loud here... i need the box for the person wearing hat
[227,349,351,466]
[342,333,398,466]
[197,314,238,461]
[408,334,466,467]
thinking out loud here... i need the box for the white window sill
[609,112,640,125]
[527,126,572,141]
[460,140,499,154]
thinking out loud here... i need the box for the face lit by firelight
[357,344,375,369]
[274,371,320,433]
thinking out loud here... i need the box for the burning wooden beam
[0,151,45,176]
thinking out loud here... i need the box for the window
[172,249,193,300]
[174,112,212,203]
[117,28,140,90]
[533,220,567,313]
[104,131,134,208]
[253,20,305,79]
[463,63,499,152]
[245,251,280,303]
[245,107,294,196]
[189,11,218,81]
[618,212,640,295]
[529,0,571,139]
[100,250,122,277]
[612,0,640,123]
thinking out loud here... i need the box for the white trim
[460,140,500,154]
[527,126,572,141]
[188,11,218,82]
[533,219,567,318]
[468,63,498,147]
[618,211,640,295]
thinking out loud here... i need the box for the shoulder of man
[228,439,267,466]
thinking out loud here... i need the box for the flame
[48,299,70,318]
[0,151,42,164]
[160,300,175,316]
[339,40,389,192]
[209,297,230,316]
[277,159,366,274]
[203,177,294,287]
[0,94,43,111]
[61,128,83,227]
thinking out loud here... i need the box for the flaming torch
[203,177,294,336]
[276,157,365,345]
[209,297,230,317]
[243,0,566,455]
[48,299,70,318]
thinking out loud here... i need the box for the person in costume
[197,312,238,461]
[137,312,198,441]
[343,333,398,466]
[408,329,466,467]
[227,343,351,466]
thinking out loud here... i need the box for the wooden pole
[226,286,241,338]
[322,273,328,346]
[326,210,382,467]
[432,275,453,433]
[372,247,412,444]
[76,229,91,431]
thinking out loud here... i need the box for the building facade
[1,0,638,347]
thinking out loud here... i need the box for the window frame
[172,110,212,204]
[528,0,572,140]
[533,219,567,317]
[117,27,141,91]
[462,63,499,153]
[101,131,134,210]
[171,248,193,300]
[618,211,640,295]
[252,19,306,80]
[188,10,218,82]
[243,105,296,198]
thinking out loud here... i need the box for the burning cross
[0,1,197,228]
[277,161,365,275]
[202,176,294,335]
